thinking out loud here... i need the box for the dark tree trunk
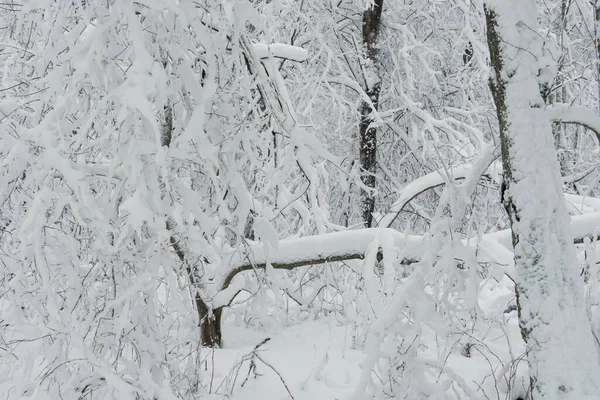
[595,1,600,113]
[160,93,224,348]
[197,297,223,348]
[359,0,383,228]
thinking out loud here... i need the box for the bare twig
[255,353,295,399]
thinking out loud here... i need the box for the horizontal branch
[210,200,600,309]
[220,228,422,290]
[570,211,600,243]
[252,43,309,62]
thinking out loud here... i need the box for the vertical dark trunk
[359,0,383,228]
[485,0,529,348]
[169,232,223,348]
[161,101,223,348]
[197,297,223,348]
[551,0,571,183]
[595,1,600,113]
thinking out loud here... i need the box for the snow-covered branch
[375,167,471,228]
[377,143,499,228]
[217,228,423,290]
[547,103,600,141]
[252,43,309,62]
[212,204,600,308]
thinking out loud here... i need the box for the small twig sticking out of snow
[254,353,295,399]
[241,337,271,387]
[209,347,215,394]
[219,339,272,395]
[232,337,294,398]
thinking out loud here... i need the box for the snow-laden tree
[0,0,336,396]
[5,0,600,398]
[485,0,600,396]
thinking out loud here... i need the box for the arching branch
[211,228,423,308]
[376,144,499,228]
[547,103,600,142]
[213,208,600,309]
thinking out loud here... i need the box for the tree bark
[359,0,383,228]
[550,0,571,181]
[161,98,223,348]
[197,298,223,348]
[485,2,600,397]
[593,0,600,207]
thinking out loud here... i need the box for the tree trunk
[485,2,600,397]
[197,297,223,348]
[161,98,223,348]
[551,0,571,180]
[359,0,383,228]
[596,1,600,113]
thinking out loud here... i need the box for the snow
[197,305,527,400]
[4,0,600,398]
[565,193,600,214]
[206,320,363,400]
[252,43,309,63]
[486,0,600,397]
[547,103,600,141]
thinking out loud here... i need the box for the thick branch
[213,208,600,308]
[252,43,308,62]
[219,228,422,291]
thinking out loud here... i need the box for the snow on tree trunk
[359,0,383,228]
[549,0,571,181]
[595,0,600,114]
[485,1,600,398]
[162,100,222,348]
[197,300,223,348]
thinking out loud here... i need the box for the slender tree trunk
[588,1,600,182]
[359,0,383,228]
[169,225,223,348]
[161,97,223,348]
[551,0,571,180]
[485,2,600,397]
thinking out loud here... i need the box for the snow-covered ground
[201,320,363,400]
[200,274,529,400]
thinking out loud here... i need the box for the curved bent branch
[220,228,422,290]
[211,228,423,308]
[212,209,600,309]
[376,143,499,228]
[375,169,457,229]
[547,103,600,142]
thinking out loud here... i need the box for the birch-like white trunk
[485,1,600,397]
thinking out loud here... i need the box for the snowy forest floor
[202,320,363,399]
[200,276,530,400]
